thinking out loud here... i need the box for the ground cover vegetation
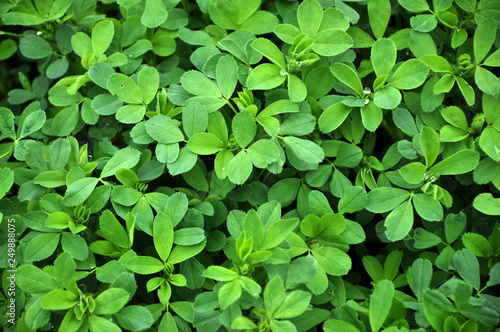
[0,0,500,331]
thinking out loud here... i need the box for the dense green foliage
[1,0,500,331]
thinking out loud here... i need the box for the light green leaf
[413,194,443,221]
[145,115,184,144]
[373,86,401,109]
[388,59,428,89]
[25,233,61,262]
[181,70,221,97]
[473,193,500,216]
[318,103,353,132]
[384,200,414,241]
[63,177,99,206]
[297,0,323,37]
[138,66,159,105]
[227,150,253,185]
[420,126,439,167]
[247,63,287,90]
[454,249,480,290]
[232,111,256,148]
[92,20,114,57]
[475,66,500,95]
[474,17,496,64]
[187,133,225,155]
[371,38,397,77]
[94,288,129,315]
[284,136,324,164]
[101,148,141,178]
[370,280,394,332]
[107,73,143,104]
[126,256,165,274]
[216,55,238,99]
[251,38,286,69]
[41,290,78,310]
[274,290,311,319]
[288,74,308,102]
[368,0,391,39]
[141,0,168,28]
[312,247,351,276]
[428,149,479,175]
[330,63,364,96]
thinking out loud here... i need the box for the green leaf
[297,0,323,37]
[25,233,60,262]
[247,139,280,168]
[167,240,206,264]
[181,70,221,97]
[63,177,99,206]
[100,210,129,249]
[474,66,500,95]
[288,74,308,102]
[324,320,359,332]
[34,171,66,188]
[101,147,141,178]
[227,150,253,185]
[428,149,479,175]
[474,17,496,64]
[274,290,311,319]
[312,247,351,276]
[219,279,242,309]
[456,76,475,106]
[126,256,165,274]
[384,200,414,241]
[16,265,58,293]
[114,306,154,332]
[318,103,352,132]
[203,266,239,281]
[413,194,443,221]
[440,106,468,130]
[338,186,368,214]
[174,228,205,245]
[264,276,286,316]
[188,133,225,155]
[262,218,299,250]
[330,63,364,96]
[182,102,208,139]
[421,55,453,73]
[373,86,401,109]
[88,315,121,332]
[312,29,353,56]
[116,104,146,124]
[92,20,114,57]
[473,193,500,215]
[19,35,52,59]
[247,63,287,90]
[361,102,383,132]
[370,280,394,332]
[251,38,286,69]
[216,55,238,99]
[410,14,437,32]
[371,39,397,77]
[420,126,439,167]
[388,59,428,89]
[411,258,432,299]
[138,66,159,104]
[453,249,480,290]
[284,136,324,164]
[367,187,410,213]
[20,110,46,139]
[368,0,391,39]
[0,168,14,199]
[141,0,168,28]
[399,0,430,12]
[286,256,317,288]
[462,233,493,257]
[41,290,78,310]
[233,111,257,148]
[94,288,129,315]
[107,73,143,104]
[145,115,184,144]
[52,104,79,136]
